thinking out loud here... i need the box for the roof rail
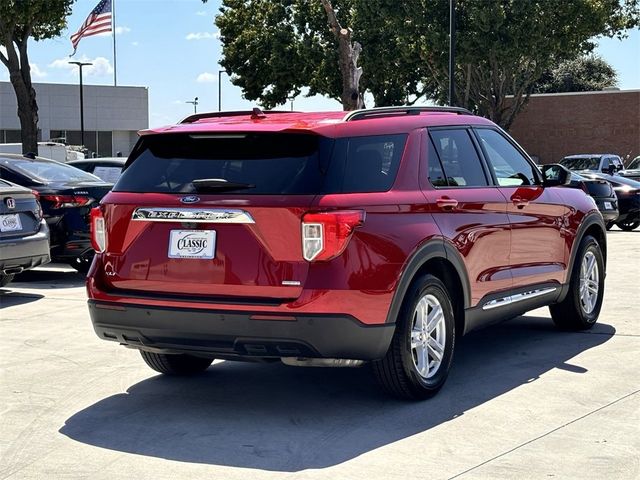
[179,109,295,124]
[343,105,473,122]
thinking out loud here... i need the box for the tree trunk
[320,0,363,111]
[1,27,39,155]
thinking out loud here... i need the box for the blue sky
[2,0,639,127]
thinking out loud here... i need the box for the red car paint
[86,108,603,359]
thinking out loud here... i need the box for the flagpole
[112,0,117,86]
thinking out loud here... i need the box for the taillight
[31,190,43,220]
[40,194,93,209]
[90,207,106,253]
[302,210,365,262]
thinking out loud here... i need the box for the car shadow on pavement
[11,268,86,289]
[0,291,44,308]
[59,315,615,472]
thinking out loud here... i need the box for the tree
[211,0,426,110]
[0,0,75,154]
[534,55,618,93]
[406,0,638,129]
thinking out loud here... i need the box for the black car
[0,154,112,272]
[580,172,640,231]
[567,172,619,224]
[0,179,50,286]
[67,158,125,183]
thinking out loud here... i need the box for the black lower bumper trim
[88,301,395,360]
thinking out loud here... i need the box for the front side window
[429,129,488,187]
[475,128,538,186]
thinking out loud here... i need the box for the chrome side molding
[482,287,557,311]
[131,208,255,224]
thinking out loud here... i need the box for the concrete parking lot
[1,229,638,480]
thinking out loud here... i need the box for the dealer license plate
[168,230,215,259]
[0,214,22,232]
[604,202,613,210]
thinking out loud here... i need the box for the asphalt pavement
[1,228,638,480]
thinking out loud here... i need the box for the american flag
[70,0,113,54]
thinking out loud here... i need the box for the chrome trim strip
[482,287,557,311]
[131,208,255,224]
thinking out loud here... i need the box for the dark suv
[87,107,607,399]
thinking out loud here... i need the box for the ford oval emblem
[180,195,200,204]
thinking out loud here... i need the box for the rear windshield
[561,157,600,171]
[4,158,102,183]
[114,132,407,195]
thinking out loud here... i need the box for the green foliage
[214,0,425,109]
[211,0,637,126]
[407,0,638,128]
[535,55,618,93]
[0,0,74,42]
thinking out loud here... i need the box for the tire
[140,351,213,375]
[372,274,456,400]
[549,235,604,330]
[605,221,614,231]
[616,220,640,231]
[0,273,15,287]
[70,252,94,274]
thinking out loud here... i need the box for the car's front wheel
[616,220,640,231]
[550,235,604,330]
[140,351,214,375]
[0,273,15,288]
[372,274,455,400]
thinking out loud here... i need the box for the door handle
[436,197,459,210]
[512,197,529,209]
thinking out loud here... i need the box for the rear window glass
[584,181,613,197]
[2,158,102,183]
[114,133,407,195]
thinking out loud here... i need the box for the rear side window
[585,181,614,197]
[115,132,406,195]
[429,129,488,187]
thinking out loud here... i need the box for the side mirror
[541,164,572,187]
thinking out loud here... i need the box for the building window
[0,130,42,143]
[47,130,112,157]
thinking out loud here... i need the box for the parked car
[579,172,640,231]
[0,179,50,286]
[566,172,619,225]
[87,106,607,400]
[0,154,112,272]
[618,156,640,182]
[68,158,125,183]
[560,154,624,175]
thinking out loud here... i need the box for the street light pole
[186,97,199,114]
[218,70,224,111]
[448,0,456,107]
[69,61,92,148]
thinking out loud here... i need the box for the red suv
[87,106,607,399]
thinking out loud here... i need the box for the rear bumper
[0,220,50,273]
[88,300,395,360]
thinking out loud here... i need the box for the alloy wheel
[410,294,446,379]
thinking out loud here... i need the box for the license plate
[0,214,22,232]
[604,202,613,210]
[168,230,215,259]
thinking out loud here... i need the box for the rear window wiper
[191,178,256,192]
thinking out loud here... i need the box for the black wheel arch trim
[559,211,607,303]
[385,238,471,323]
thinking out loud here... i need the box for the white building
[0,82,148,156]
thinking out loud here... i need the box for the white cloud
[196,72,218,83]
[49,55,114,77]
[186,31,220,41]
[30,63,47,79]
[97,25,131,37]
[196,11,207,16]
[131,41,139,47]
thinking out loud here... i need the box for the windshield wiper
[191,178,256,192]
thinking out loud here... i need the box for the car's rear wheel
[605,221,614,231]
[550,235,604,330]
[0,273,15,287]
[140,351,214,375]
[616,220,640,231]
[372,274,455,400]
[70,252,94,274]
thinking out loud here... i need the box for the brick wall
[508,90,640,165]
